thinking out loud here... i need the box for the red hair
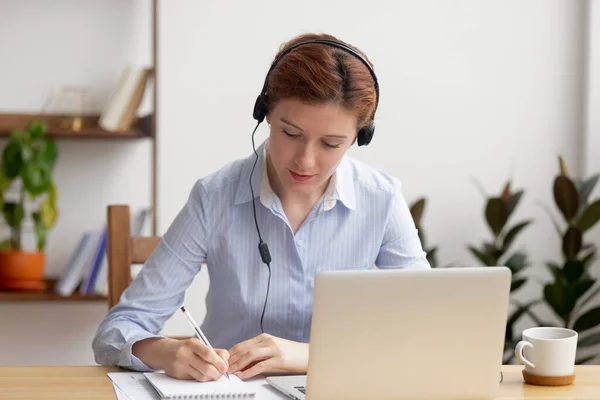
[265,33,377,130]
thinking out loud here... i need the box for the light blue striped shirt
[92,141,430,371]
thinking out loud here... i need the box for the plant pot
[0,251,47,291]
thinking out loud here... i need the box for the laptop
[266,267,511,400]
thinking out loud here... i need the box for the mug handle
[515,341,535,368]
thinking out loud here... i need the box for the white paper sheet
[108,372,160,400]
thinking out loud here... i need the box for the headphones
[249,39,380,334]
[252,38,380,146]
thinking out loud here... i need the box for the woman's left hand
[227,333,309,379]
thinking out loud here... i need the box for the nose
[294,142,316,171]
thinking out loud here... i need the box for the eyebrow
[280,117,348,139]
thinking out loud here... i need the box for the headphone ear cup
[253,95,268,123]
[357,121,375,146]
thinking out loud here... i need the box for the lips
[289,170,314,182]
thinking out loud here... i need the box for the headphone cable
[249,121,272,334]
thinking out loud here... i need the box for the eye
[323,142,341,149]
[283,129,299,138]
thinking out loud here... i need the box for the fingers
[215,348,230,364]
[184,368,214,383]
[237,357,278,379]
[228,334,271,366]
[228,346,274,374]
[229,334,268,359]
[188,339,228,375]
[187,353,223,381]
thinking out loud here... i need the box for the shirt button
[297,239,303,246]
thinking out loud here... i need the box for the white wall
[586,0,600,177]
[1,0,597,365]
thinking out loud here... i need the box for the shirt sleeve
[92,180,211,371]
[375,180,431,270]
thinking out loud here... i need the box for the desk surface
[1,365,599,399]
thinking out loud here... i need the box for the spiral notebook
[143,372,256,399]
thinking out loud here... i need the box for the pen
[180,306,230,379]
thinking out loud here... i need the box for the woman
[92,32,429,382]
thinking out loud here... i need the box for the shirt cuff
[120,334,167,372]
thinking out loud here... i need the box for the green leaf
[505,252,529,274]
[564,260,584,283]
[576,355,597,364]
[554,175,579,221]
[32,211,47,251]
[1,141,23,178]
[563,227,583,259]
[28,121,46,140]
[482,242,499,259]
[581,250,596,268]
[507,190,524,217]
[578,332,600,347]
[486,198,509,236]
[579,174,600,208]
[546,262,563,282]
[573,307,600,332]
[511,277,527,292]
[502,220,532,253]
[506,304,528,340]
[1,202,24,230]
[468,246,493,266]
[48,183,57,206]
[20,145,32,163]
[10,128,28,142]
[577,199,600,232]
[508,300,541,326]
[39,197,57,229]
[426,247,438,268]
[544,282,576,320]
[577,285,600,313]
[0,168,12,192]
[39,138,58,168]
[21,161,52,197]
[410,198,425,227]
[573,278,595,301]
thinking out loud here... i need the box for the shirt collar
[234,140,356,211]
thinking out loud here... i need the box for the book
[54,231,99,296]
[99,65,150,132]
[79,227,107,295]
[143,372,256,399]
[91,207,152,295]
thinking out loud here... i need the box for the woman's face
[266,98,358,198]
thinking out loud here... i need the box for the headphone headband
[259,39,379,111]
[253,38,379,146]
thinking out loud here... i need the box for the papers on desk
[108,372,160,400]
[108,371,258,399]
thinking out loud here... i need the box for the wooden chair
[107,205,161,309]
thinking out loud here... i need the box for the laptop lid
[305,267,511,400]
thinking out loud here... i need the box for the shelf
[0,113,152,140]
[0,279,107,302]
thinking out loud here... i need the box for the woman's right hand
[133,337,229,382]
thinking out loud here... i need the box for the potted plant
[540,156,600,363]
[409,197,440,268]
[0,121,58,291]
[467,180,538,363]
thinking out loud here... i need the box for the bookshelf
[0,113,151,140]
[0,0,159,302]
[0,280,106,302]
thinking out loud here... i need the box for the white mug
[515,327,578,376]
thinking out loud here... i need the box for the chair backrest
[107,205,161,309]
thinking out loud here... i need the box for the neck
[266,152,329,209]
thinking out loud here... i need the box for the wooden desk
[0,365,599,399]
